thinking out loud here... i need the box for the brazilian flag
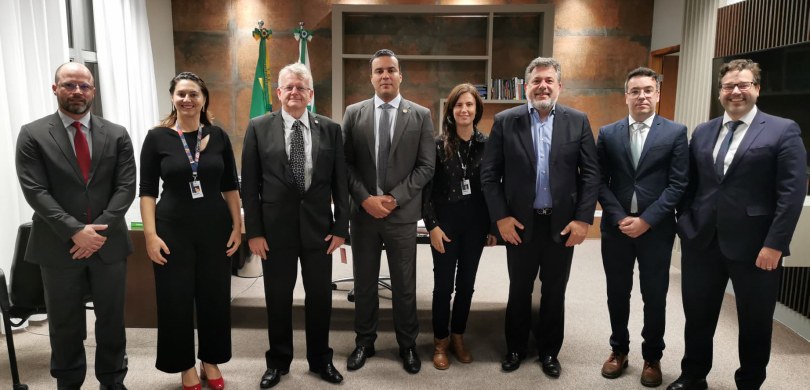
[250,24,272,118]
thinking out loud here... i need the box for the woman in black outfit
[139,72,241,390]
[423,83,497,370]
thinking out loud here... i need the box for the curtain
[0,0,69,285]
[93,0,160,224]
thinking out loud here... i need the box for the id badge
[461,179,472,195]
[189,180,204,199]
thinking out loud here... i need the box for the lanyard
[456,139,473,178]
[175,125,203,180]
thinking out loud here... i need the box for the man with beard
[16,62,136,390]
[669,59,806,390]
[480,56,599,378]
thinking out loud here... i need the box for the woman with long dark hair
[139,72,241,390]
[422,83,497,370]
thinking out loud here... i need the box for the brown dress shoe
[601,351,628,379]
[450,333,473,363]
[433,337,450,370]
[641,361,663,387]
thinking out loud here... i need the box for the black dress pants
[431,198,489,339]
[504,214,574,358]
[601,224,673,362]
[680,238,781,390]
[153,219,232,373]
[262,246,334,371]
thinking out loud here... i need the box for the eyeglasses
[280,85,312,93]
[626,88,656,98]
[59,82,94,92]
[720,82,756,92]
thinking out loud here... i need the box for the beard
[530,97,556,112]
[58,96,93,115]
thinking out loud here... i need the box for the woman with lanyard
[139,72,241,390]
[422,83,497,370]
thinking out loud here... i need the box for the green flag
[294,23,314,113]
[250,23,272,118]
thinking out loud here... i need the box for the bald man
[16,62,136,390]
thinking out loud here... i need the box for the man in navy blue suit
[668,59,806,390]
[596,67,689,387]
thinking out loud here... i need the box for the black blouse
[139,125,239,222]
[421,130,488,231]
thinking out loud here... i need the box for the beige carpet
[2,240,809,389]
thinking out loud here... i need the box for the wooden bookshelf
[331,4,554,134]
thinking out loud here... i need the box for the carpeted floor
[1,240,809,389]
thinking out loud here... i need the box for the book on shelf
[490,77,525,100]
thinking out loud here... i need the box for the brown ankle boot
[450,333,473,363]
[433,337,450,370]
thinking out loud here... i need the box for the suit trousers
[504,214,574,358]
[601,224,673,362]
[431,198,489,339]
[40,257,128,389]
[351,213,419,350]
[680,238,781,390]
[153,219,232,373]
[262,246,334,371]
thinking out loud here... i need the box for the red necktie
[72,121,91,183]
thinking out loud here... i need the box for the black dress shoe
[666,376,707,390]
[259,368,289,389]
[501,352,525,372]
[310,362,343,384]
[400,347,421,374]
[540,356,562,378]
[347,345,375,371]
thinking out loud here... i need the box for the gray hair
[525,57,561,83]
[278,63,313,88]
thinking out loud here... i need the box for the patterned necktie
[714,120,743,178]
[72,121,91,183]
[290,120,306,194]
[377,103,393,192]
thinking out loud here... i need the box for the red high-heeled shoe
[200,362,225,390]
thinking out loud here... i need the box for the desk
[124,230,157,328]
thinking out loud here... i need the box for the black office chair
[0,222,41,390]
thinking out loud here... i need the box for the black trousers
[601,224,674,362]
[262,245,334,371]
[680,238,781,390]
[41,257,128,389]
[153,219,232,373]
[351,213,419,350]
[504,214,574,358]
[431,199,489,339]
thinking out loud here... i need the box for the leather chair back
[9,222,46,311]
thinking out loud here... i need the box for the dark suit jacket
[343,97,436,223]
[16,112,136,267]
[677,110,807,261]
[597,115,689,234]
[480,104,600,244]
[241,111,349,251]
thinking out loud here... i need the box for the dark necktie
[714,120,743,178]
[377,103,393,192]
[72,121,91,183]
[290,120,306,194]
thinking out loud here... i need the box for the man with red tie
[16,62,136,390]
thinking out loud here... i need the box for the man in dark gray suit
[15,62,136,390]
[242,63,348,388]
[596,67,688,387]
[480,56,599,378]
[343,49,436,374]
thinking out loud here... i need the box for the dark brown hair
[440,83,484,160]
[718,59,761,88]
[159,72,213,127]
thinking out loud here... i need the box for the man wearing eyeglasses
[669,59,806,390]
[595,67,688,387]
[15,62,136,389]
[242,63,348,388]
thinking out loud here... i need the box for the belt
[534,208,553,215]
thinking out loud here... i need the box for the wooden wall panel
[716,0,810,57]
